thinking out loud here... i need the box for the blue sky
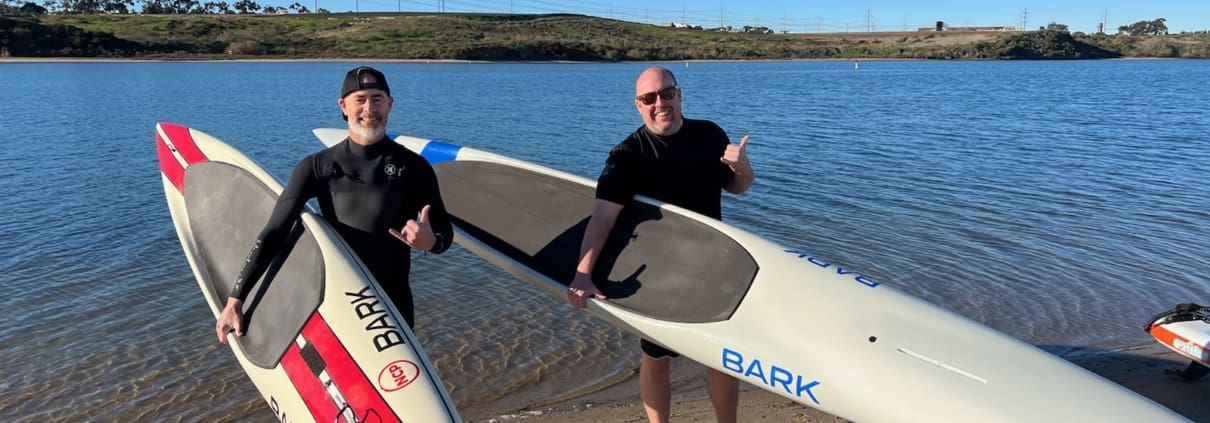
[297,0,1208,34]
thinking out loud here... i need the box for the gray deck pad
[185,162,323,368]
[435,161,758,323]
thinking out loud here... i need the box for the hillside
[2,13,1209,60]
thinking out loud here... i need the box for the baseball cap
[341,66,391,120]
[341,66,391,98]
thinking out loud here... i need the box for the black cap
[341,66,390,98]
[341,66,390,121]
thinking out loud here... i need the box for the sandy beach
[468,345,1210,422]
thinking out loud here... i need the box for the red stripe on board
[1152,325,1182,347]
[281,338,341,423]
[158,122,208,165]
[303,313,401,423]
[1151,324,1210,364]
[156,133,185,193]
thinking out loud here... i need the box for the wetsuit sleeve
[595,145,640,205]
[420,162,454,254]
[229,156,322,301]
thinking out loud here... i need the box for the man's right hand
[216,298,245,344]
[567,272,606,309]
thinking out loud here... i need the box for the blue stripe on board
[387,133,460,165]
[419,140,461,165]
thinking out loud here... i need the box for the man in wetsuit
[215,66,453,343]
[566,67,755,423]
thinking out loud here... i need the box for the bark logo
[378,359,421,392]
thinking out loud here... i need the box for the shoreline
[0,57,490,63]
[0,56,1189,65]
[466,345,1210,422]
[0,56,892,64]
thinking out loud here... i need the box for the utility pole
[1022,8,1029,30]
[867,10,871,32]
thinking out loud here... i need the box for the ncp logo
[378,359,421,392]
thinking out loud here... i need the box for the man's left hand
[720,134,751,175]
[390,204,435,251]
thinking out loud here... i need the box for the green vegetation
[1081,31,1210,58]
[1118,18,1169,36]
[2,13,1208,60]
[971,29,1119,59]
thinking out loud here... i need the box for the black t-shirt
[596,118,733,219]
[231,136,453,304]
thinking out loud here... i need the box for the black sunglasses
[636,86,679,105]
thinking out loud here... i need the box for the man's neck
[348,132,383,146]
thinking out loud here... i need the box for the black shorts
[641,338,680,359]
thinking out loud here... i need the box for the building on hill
[920,21,1016,32]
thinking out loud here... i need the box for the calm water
[1,59,1208,421]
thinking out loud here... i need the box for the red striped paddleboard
[156,122,460,422]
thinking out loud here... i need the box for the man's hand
[567,272,606,309]
[216,298,244,344]
[390,205,436,251]
[721,134,754,194]
[720,134,751,174]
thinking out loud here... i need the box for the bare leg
[640,354,671,423]
[706,367,739,423]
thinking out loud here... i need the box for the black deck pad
[435,161,758,323]
[185,162,323,368]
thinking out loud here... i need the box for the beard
[349,112,388,142]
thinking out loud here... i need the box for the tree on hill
[1119,18,1168,36]
[231,0,258,14]
[0,1,48,14]
[1044,22,1069,32]
[201,1,231,13]
[103,0,132,13]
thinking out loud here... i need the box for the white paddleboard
[313,128,1187,422]
[158,122,461,423]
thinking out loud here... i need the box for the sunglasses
[636,86,679,105]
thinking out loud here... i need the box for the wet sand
[468,346,1210,422]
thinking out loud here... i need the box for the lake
[1,59,1207,421]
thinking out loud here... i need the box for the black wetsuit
[595,118,734,357]
[231,136,453,328]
